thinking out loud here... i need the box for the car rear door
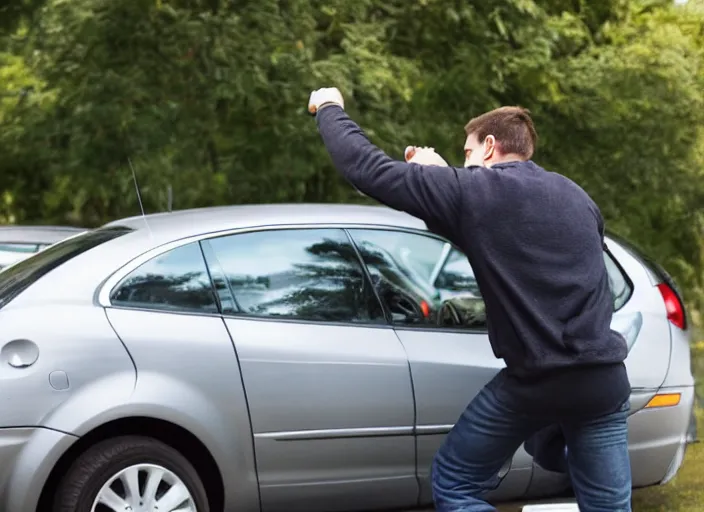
[103,240,261,511]
[346,228,532,505]
[201,227,417,512]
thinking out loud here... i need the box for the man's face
[463,133,495,168]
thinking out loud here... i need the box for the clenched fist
[308,87,345,115]
[404,146,449,167]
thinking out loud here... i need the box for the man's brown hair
[464,106,537,160]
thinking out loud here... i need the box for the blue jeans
[431,375,632,512]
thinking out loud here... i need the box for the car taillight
[657,282,686,330]
[420,300,430,318]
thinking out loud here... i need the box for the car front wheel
[53,435,209,512]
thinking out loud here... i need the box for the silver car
[0,204,695,512]
[0,225,85,270]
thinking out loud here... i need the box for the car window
[433,249,481,296]
[110,242,218,314]
[347,229,487,329]
[202,228,385,324]
[432,247,486,328]
[433,248,628,316]
[393,233,447,282]
[0,226,131,310]
[0,243,39,254]
[603,251,632,311]
[199,240,239,315]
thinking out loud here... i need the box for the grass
[630,411,704,511]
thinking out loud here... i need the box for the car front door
[346,228,533,506]
[201,227,417,512]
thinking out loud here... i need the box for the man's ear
[484,135,496,160]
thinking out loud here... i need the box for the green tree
[1,0,703,317]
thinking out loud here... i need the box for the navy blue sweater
[316,105,630,418]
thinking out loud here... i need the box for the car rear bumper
[0,426,77,512]
[526,385,695,498]
[627,385,695,487]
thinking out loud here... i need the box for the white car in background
[0,226,85,270]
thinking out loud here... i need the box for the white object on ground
[522,504,580,512]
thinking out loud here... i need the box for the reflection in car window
[110,242,218,314]
[347,229,443,325]
[348,229,487,329]
[434,249,481,296]
[204,229,384,324]
[394,233,446,282]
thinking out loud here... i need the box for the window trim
[107,240,222,317]
[98,223,401,328]
[604,242,635,312]
[343,229,393,325]
[99,223,450,309]
[98,224,633,329]
[106,303,225,319]
[199,239,241,315]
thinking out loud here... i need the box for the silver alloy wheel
[91,463,197,512]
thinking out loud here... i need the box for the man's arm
[589,200,606,248]
[315,105,462,230]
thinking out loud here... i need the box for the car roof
[104,203,632,253]
[105,203,428,243]
[0,225,86,244]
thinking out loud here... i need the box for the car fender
[39,371,259,511]
[1,427,78,512]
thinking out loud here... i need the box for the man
[307,87,632,512]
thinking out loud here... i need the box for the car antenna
[167,183,173,213]
[127,157,154,239]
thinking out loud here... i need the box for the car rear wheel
[53,435,209,512]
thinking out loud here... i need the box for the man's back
[311,102,630,414]
[452,160,628,377]
[310,96,634,511]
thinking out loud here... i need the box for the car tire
[53,435,210,512]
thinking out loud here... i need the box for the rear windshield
[606,231,675,287]
[0,226,132,309]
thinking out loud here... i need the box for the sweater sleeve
[315,105,462,232]
[589,201,606,246]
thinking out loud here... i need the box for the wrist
[317,101,343,112]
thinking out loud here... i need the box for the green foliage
[1,0,704,315]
